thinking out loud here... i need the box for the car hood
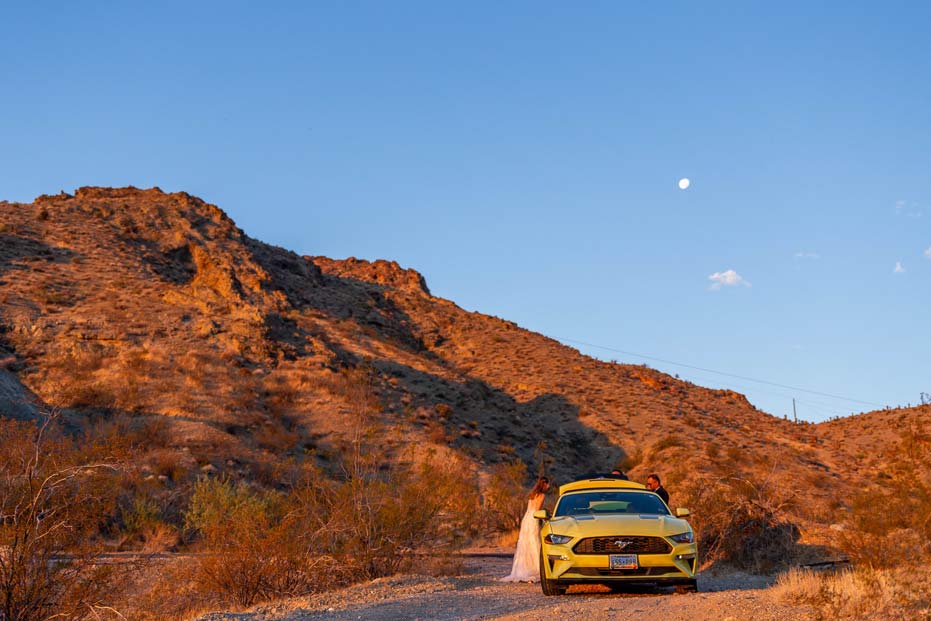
[547,514,691,538]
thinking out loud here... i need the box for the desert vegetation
[771,566,931,620]
[0,414,123,621]
[678,462,804,572]
[0,391,526,620]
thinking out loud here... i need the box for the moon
[678,178,690,190]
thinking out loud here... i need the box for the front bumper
[542,542,698,584]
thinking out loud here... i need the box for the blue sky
[2,2,929,421]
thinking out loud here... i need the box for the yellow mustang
[534,478,698,595]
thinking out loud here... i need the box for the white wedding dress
[501,495,544,582]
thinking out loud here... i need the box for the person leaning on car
[646,473,669,505]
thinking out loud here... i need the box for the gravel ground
[195,555,814,621]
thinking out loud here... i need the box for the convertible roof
[559,478,647,494]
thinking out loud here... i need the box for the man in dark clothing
[646,473,669,505]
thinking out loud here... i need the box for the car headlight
[669,531,694,544]
[544,534,573,545]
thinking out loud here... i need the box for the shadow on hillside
[132,238,198,285]
[241,241,632,480]
[0,371,42,421]
[249,241,430,355]
[373,359,625,481]
[0,233,78,275]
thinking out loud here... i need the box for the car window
[554,491,670,517]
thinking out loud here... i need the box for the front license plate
[609,554,638,569]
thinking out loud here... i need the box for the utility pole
[792,398,798,423]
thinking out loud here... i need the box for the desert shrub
[725,445,743,462]
[123,496,163,534]
[182,447,475,609]
[308,449,476,579]
[482,461,529,532]
[120,494,179,553]
[150,450,191,483]
[836,479,931,569]
[318,367,380,410]
[262,374,300,413]
[426,419,451,443]
[40,345,119,410]
[0,415,123,620]
[652,435,684,452]
[184,476,324,607]
[683,413,701,427]
[617,447,643,472]
[253,420,301,453]
[135,415,173,449]
[681,467,801,572]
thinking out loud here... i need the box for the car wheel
[675,579,698,594]
[539,551,567,596]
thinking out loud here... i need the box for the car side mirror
[533,509,550,520]
[675,508,690,517]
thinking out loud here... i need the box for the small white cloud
[894,261,906,274]
[794,251,821,260]
[924,247,931,259]
[896,200,924,218]
[708,269,751,290]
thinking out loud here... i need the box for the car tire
[675,579,698,594]
[539,551,567,596]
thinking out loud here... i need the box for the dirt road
[195,555,813,621]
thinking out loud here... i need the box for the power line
[550,335,886,409]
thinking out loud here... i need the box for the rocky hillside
[0,187,926,521]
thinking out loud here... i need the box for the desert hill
[1,187,926,532]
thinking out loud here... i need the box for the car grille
[573,536,672,555]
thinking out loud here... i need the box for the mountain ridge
[1,187,927,529]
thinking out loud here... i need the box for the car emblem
[614,540,630,549]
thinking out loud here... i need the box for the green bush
[183,477,319,607]
[123,496,163,534]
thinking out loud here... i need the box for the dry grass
[771,566,931,619]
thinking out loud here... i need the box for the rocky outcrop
[311,256,431,296]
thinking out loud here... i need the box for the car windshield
[554,491,670,517]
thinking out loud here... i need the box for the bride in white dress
[501,477,550,582]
